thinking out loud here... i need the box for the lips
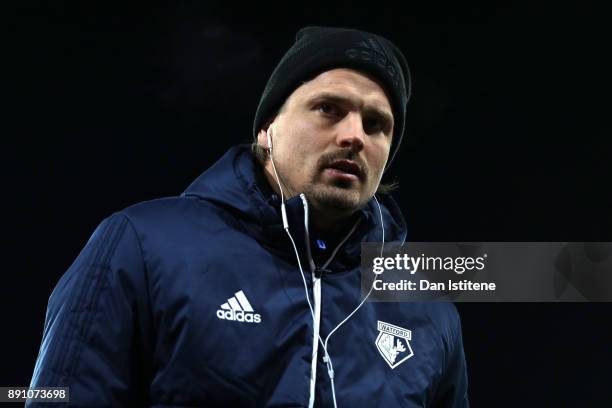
[325,159,363,180]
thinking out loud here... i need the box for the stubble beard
[305,176,363,214]
[305,150,375,216]
[273,160,365,217]
[267,147,376,220]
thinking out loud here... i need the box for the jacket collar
[182,145,407,269]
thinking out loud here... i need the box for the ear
[257,128,269,149]
[257,117,277,149]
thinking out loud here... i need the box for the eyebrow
[308,92,394,127]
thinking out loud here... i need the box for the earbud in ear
[266,125,273,151]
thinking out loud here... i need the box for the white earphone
[266,125,273,152]
[266,124,289,229]
[264,123,386,408]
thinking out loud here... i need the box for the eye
[316,103,339,116]
[363,116,384,134]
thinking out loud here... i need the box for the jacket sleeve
[431,310,470,408]
[28,213,153,407]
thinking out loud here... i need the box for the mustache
[317,149,368,179]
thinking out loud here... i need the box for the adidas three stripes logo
[216,290,262,323]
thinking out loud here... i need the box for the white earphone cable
[266,126,386,408]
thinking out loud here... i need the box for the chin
[306,184,365,214]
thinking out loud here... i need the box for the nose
[335,112,365,152]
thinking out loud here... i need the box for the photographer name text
[374,279,496,292]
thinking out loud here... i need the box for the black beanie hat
[253,26,411,168]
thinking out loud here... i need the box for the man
[29,26,469,407]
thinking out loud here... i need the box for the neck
[260,156,294,200]
[309,204,356,236]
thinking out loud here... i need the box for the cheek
[275,131,313,179]
[276,118,310,158]
[368,143,390,175]
[280,134,320,167]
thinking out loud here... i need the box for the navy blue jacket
[29,145,469,407]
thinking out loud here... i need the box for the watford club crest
[375,320,414,369]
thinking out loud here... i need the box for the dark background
[5,1,612,406]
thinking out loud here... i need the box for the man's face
[258,68,394,218]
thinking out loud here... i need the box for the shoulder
[115,195,224,229]
[428,302,461,335]
[98,195,237,250]
[400,302,462,337]
[427,302,461,328]
[120,195,200,218]
[110,194,247,245]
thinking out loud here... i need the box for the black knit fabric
[253,26,411,167]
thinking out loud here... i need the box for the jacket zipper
[300,195,320,408]
[299,194,361,408]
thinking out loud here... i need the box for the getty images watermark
[360,242,612,302]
